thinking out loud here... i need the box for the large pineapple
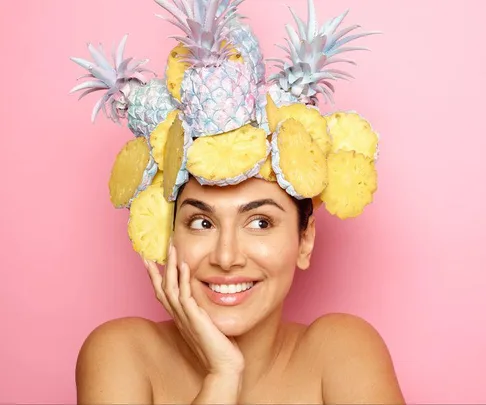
[70,34,177,138]
[155,0,260,138]
[267,0,378,106]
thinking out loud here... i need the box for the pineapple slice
[152,170,164,186]
[128,183,174,264]
[267,101,331,155]
[320,150,378,219]
[325,112,379,160]
[271,118,328,199]
[187,124,269,186]
[150,110,179,170]
[163,116,192,201]
[166,43,191,101]
[108,137,157,209]
[258,154,277,182]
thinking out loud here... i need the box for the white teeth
[209,282,255,294]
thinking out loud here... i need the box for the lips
[201,280,261,306]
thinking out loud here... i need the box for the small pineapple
[267,97,332,155]
[271,118,328,199]
[128,182,175,264]
[108,137,158,209]
[149,110,179,170]
[162,116,193,201]
[320,150,378,219]
[268,0,378,106]
[70,34,177,138]
[155,0,259,138]
[187,124,269,186]
[325,111,380,160]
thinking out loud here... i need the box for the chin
[210,311,256,337]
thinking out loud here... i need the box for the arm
[315,314,405,404]
[75,319,152,404]
[192,372,242,405]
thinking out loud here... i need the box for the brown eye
[248,218,270,229]
[190,218,213,230]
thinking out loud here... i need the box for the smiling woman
[71,0,404,403]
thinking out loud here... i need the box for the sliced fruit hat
[70,0,381,264]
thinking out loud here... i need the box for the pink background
[1,0,485,402]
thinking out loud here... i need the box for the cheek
[172,233,209,273]
[249,235,300,277]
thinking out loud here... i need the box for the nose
[209,227,247,271]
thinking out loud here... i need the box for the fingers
[144,259,173,318]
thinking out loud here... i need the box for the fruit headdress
[70,0,381,264]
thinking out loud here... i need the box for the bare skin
[76,178,405,404]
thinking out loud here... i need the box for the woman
[75,176,404,404]
[71,0,405,403]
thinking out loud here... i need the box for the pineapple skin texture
[128,183,174,265]
[127,79,177,138]
[321,150,378,219]
[180,61,258,138]
[108,137,158,209]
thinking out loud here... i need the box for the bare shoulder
[75,316,161,404]
[306,313,405,404]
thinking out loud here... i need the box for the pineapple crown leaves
[70,34,156,123]
[154,0,244,66]
[268,0,381,105]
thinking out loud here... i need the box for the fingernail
[143,259,149,267]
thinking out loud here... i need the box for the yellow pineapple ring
[128,184,174,264]
[162,116,191,201]
[108,137,156,209]
[166,43,191,101]
[258,154,277,182]
[152,170,164,186]
[268,103,331,155]
[271,118,328,199]
[186,124,268,186]
[320,150,378,219]
[325,112,379,160]
[150,110,179,170]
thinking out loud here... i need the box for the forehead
[177,177,295,209]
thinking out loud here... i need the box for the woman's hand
[143,243,245,377]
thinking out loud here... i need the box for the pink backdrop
[1,0,485,402]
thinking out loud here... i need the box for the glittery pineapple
[70,34,177,138]
[155,0,259,138]
[268,0,378,106]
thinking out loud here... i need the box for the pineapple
[325,111,380,160]
[108,137,158,209]
[152,169,164,186]
[267,96,332,155]
[166,43,192,101]
[268,0,378,106]
[258,153,277,182]
[186,124,268,186]
[271,118,328,199]
[128,182,175,264]
[162,116,193,201]
[320,150,377,219]
[70,34,177,138]
[150,110,179,170]
[155,0,259,138]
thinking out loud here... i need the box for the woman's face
[173,177,315,336]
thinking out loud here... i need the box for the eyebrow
[179,198,286,214]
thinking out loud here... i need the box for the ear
[296,215,316,270]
